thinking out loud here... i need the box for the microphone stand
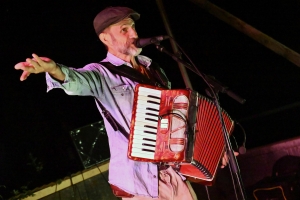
[155,43,247,200]
[155,44,245,104]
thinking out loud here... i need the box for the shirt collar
[103,52,152,69]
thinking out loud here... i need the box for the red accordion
[128,84,234,184]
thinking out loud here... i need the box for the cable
[235,121,247,155]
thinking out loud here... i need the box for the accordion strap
[100,62,157,86]
[94,98,129,140]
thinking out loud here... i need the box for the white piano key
[134,120,157,127]
[136,99,160,106]
[132,138,156,146]
[130,151,155,159]
[135,113,159,121]
[138,87,162,96]
[137,97,160,104]
[133,132,157,140]
[138,88,161,96]
[134,126,157,133]
[136,107,159,115]
[137,100,160,109]
[131,147,155,154]
[133,120,158,127]
[137,98,160,105]
[134,118,158,125]
[133,122,157,131]
[132,143,156,151]
[133,130,157,140]
[137,96,161,103]
[137,92,161,98]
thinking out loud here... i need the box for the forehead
[111,17,135,28]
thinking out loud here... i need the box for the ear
[99,32,112,46]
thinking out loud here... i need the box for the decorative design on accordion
[128,84,191,162]
[169,94,189,153]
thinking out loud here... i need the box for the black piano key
[146,113,159,117]
[147,100,160,105]
[142,143,156,147]
[144,130,157,135]
[143,138,156,142]
[144,125,157,129]
[146,107,159,112]
[147,95,161,100]
[145,118,158,122]
[142,148,155,153]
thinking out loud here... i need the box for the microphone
[134,35,169,48]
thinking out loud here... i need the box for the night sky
[2,0,300,199]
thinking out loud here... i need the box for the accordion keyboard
[130,86,162,159]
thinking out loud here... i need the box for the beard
[110,34,142,56]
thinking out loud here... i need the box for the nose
[129,27,138,39]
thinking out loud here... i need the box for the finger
[20,71,31,81]
[224,153,229,162]
[14,62,31,70]
[221,158,226,168]
[32,53,48,65]
[26,58,40,69]
[222,156,228,166]
[221,161,226,168]
[39,57,51,62]
[221,153,229,167]
[234,152,239,156]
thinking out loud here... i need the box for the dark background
[2,0,300,199]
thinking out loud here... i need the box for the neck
[108,49,138,68]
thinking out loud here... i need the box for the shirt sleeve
[46,63,106,97]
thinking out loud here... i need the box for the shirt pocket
[111,84,135,118]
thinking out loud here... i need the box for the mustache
[129,38,138,46]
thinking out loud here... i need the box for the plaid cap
[93,6,140,35]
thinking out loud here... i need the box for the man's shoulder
[83,62,107,69]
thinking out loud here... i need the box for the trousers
[122,166,198,200]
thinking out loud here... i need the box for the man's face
[106,18,142,56]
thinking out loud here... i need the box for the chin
[127,47,142,56]
[134,48,142,56]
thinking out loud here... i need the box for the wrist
[48,63,65,82]
[48,64,59,75]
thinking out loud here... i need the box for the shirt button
[121,93,124,96]
[153,175,156,178]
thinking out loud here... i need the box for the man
[15,6,232,200]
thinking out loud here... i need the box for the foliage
[0,153,42,200]
[27,153,43,173]
[0,185,6,200]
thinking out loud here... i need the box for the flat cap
[93,6,140,35]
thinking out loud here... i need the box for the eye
[121,27,128,33]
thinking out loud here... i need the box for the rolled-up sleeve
[46,63,105,97]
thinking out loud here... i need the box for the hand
[14,53,57,81]
[221,151,239,168]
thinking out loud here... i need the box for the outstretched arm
[14,53,65,81]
